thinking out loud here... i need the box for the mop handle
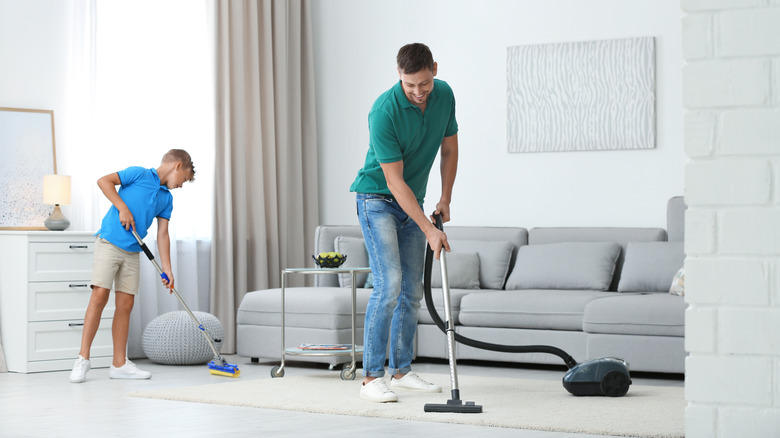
[130,229,222,360]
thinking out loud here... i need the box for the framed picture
[507,37,656,153]
[0,107,57,230]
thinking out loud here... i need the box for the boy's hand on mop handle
[118,207,136,231]
[160,272,175,294]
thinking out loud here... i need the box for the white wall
[682,1,780,436]
[0,0,78,222]
[310,0,685,228]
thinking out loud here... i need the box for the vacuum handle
[432,213,444,231]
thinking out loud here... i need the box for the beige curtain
[212,0,319,352]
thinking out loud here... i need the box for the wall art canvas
[0,108,57,229]
[507,37,655,153]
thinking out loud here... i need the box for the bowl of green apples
[313,252,347,268]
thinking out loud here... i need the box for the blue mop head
[208,359,240,377]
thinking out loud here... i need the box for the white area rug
[128,373,684,438]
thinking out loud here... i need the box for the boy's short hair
[397,43,434,75]
[162,149,196,181]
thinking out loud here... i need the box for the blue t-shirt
[350,78,458,203]
[95,166,173,252]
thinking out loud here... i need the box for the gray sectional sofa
[237,197,687,374]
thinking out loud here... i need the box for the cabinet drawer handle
[69,284,89,288]
[69,245,89,249]
[68,323,84,327]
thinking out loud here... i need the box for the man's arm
[379,161,450,258]
[97,172,135,231]
[156,218,174,291]
[435,133,458,223]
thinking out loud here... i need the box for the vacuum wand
[424,214,482,414]
[130,229,240,377]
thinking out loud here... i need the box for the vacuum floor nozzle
[424,399,483,414]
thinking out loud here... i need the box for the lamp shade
[43,174,71,205]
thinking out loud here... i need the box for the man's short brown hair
[396,43,434,75]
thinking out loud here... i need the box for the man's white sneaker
[360,378,398,403]
[69,355,91,383]
[109,359,151,380]
[390,372,442,393]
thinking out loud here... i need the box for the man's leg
[357,194,404,383]
[387,216,426,376]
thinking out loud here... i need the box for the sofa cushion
[583,293,686,337]
[458,289,615,331]
[333,236,370,288]
[617,241,685,292]
[528,227,667,290]
[419,288,490,325]
[505,242,621,291]
[431,252,480,289]
[237,287,371,329]
[448,240,514,289]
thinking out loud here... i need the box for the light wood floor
[0,355,683,438]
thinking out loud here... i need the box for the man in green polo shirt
[350,43,458,403]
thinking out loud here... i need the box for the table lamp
[43,174,71,231]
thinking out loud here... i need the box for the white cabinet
[0,232,115,373]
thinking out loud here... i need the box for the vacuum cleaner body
[562,357,632,397]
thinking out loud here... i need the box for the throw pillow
[430,252,481,289]
[333,236,370,288]
[669,267,685,296]
[617,241,686,292]
[447,240,514,289]
[505,242,621,291]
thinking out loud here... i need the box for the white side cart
[270,266,371,380]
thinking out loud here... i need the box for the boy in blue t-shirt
[69,149,195,383]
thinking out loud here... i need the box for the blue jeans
[356,193,426,378]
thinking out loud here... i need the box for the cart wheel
[271,365,284,378]
[340,367,355,380]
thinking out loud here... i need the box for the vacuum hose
[423,215,578,369]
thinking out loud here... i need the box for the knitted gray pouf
[142,311,224,365]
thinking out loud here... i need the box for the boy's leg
[78,286,111,359]
[112,291,134,367]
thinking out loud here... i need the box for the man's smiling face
[398,62,437,108]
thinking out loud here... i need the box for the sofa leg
[251,357,259,363]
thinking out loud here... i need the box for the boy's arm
[97,172,135,231]
[156,218,174,291]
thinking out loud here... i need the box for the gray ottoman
[143,311,223,365]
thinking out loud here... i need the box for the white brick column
[682,0,780,436]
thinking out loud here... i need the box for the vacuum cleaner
[131,230,240,378]
[422,215,630,409]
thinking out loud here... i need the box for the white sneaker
[360,378,398,403]
[69,355,90,383]
[109,359,151,380]
[390,372,442,393]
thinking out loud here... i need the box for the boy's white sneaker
[390,372,442,393]
[360,378,398,403]
[69,355,91,383]
[109,359,151,380]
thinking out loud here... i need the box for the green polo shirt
[350,78,458,203]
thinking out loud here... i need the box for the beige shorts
[91,237,141,295]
